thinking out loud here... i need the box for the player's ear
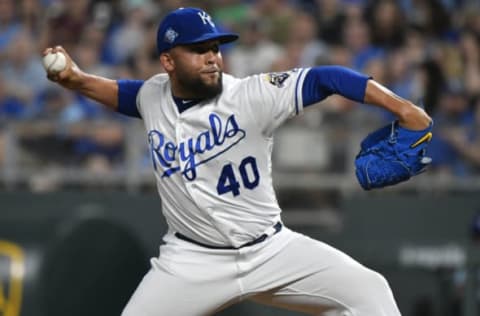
[160,53,175,72]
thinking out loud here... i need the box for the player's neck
[172,95,203,113]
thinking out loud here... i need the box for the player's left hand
[354,120,433,190]
[397,104,431,131]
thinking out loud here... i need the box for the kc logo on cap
[156,7,238,54]
[197,11,215,27]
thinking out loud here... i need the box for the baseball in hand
[42,52,67,74]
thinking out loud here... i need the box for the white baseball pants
[121,227,401,316]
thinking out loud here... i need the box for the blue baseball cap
[157,7,239,54]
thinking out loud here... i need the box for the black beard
[177,72,223,99]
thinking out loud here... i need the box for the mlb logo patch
[0,240,25,316]
[266,72,290,88]
[164,27,179,44]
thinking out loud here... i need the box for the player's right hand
[43,46,85,90]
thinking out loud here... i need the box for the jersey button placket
[176,118,186,139]
[175,117,188,170]
[175,117,194,196]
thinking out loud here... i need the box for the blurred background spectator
[0,0,479,191]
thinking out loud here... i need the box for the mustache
[201,67,221,73]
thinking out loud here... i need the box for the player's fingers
[57,70,70,81]
[53,45,63,52]
[49,45,70,62]
[42,47,54,56]
[46,73,59,82]
[53,45,70,58]
[53,45,76,71]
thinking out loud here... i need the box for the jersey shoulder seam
[136,73,169,114]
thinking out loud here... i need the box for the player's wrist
[397,105,432,131]
[61,69,92,91]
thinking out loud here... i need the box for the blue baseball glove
[355,120,433,190]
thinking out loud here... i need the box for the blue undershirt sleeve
[301,66,371,108]
[117,79,144,118]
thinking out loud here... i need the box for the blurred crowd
[0,0,480,186]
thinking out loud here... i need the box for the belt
[175,222,282,250]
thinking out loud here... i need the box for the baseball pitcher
[44,7,432,316]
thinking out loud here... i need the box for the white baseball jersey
[122,65,401,316]
[136,68,310,248]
